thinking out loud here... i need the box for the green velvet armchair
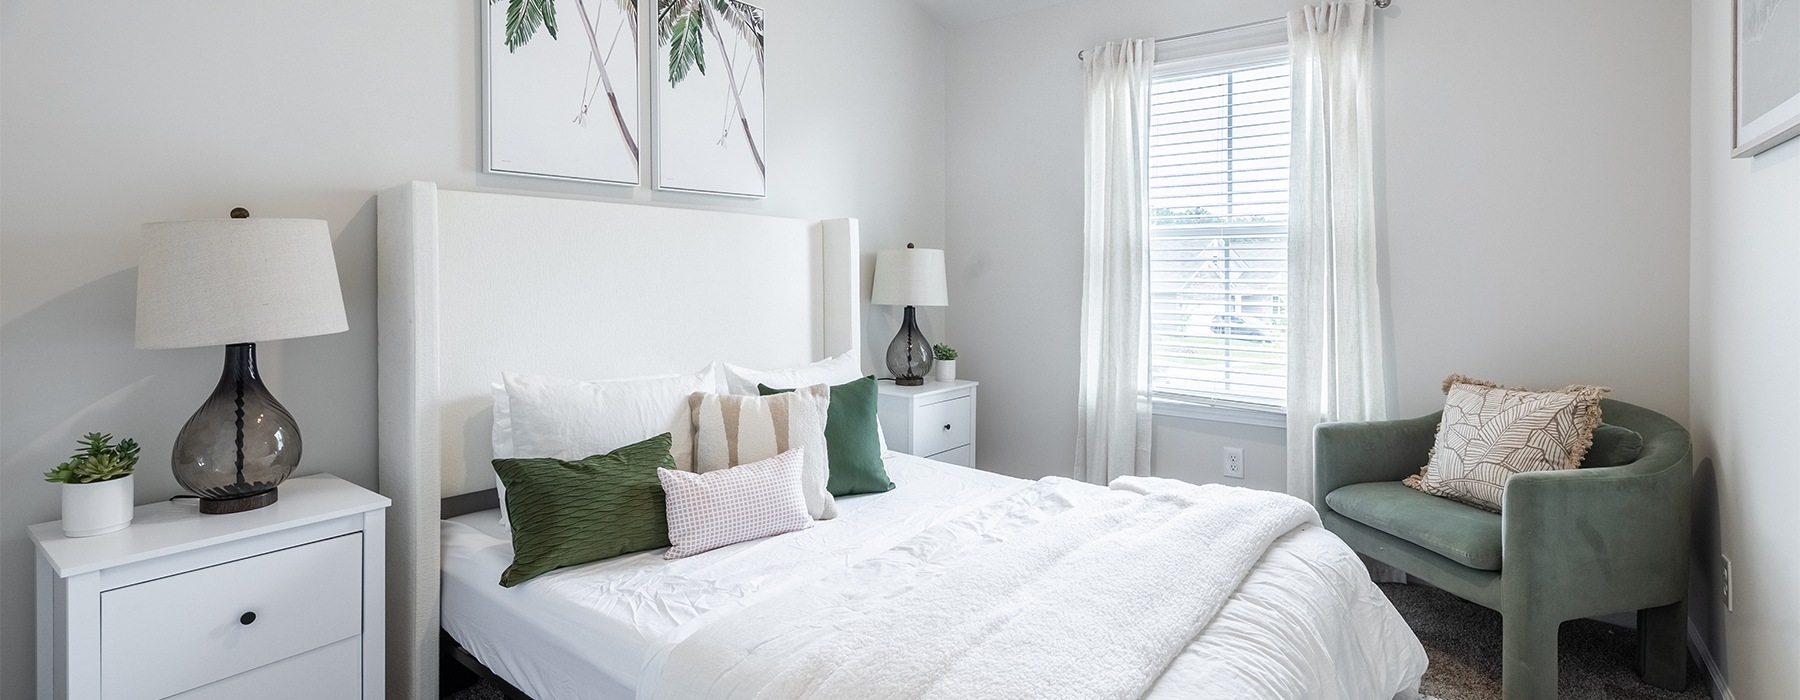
[1315,399,1692,700]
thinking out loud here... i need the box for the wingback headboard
[375,181,860,698]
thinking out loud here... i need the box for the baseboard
[1688,619,1735,700]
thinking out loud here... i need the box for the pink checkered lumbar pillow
[658,448,814,559]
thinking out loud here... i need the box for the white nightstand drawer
[927,444,973,467]
[878,381,978,467]
[914,396,972,456]
[170,636,361,700]
[100,533,364,700]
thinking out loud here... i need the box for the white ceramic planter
[933,360,957,382]
[62,474,134,538]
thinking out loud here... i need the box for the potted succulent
[932,343,958,382]
[43,432,140,537]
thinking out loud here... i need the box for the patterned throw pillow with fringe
[1403,374,1609,512]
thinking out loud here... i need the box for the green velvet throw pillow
[493,433,674,587]
[760,376,894,496]
[1580,423,1644,468]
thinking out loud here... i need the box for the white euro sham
[493,364,718,529]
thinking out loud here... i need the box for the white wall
[1688,0,1800,695]
[0,2,945,696]
[943,0,1691,488]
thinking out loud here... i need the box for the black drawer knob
[943,424,952,431]
[240,611,257,626]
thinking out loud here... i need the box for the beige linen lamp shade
[871,246,948,307]
[136,218,348,349]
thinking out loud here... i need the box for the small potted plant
[932,343,958,382]
[44,432,140,537]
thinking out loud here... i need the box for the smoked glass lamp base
[199,488,280,514]
[173,343,302,514]
[885,306,933,386]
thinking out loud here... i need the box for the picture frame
[653,0,768,198]
[1734,0,1800,158]
[483,0,643,185]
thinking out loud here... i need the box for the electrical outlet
[1723,555,1734,612]
[1223,447,1245,479]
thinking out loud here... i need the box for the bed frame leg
[439,630,480,696]
[440,629,535,699]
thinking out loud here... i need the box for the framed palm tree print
[654,0,767,197]
[485,0,642,185]
[1735,0,1800,157]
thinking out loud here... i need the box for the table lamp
[871,244,948,386]
[135,209,348,513]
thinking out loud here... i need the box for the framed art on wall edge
[1735,0,1800,157]
[654,0,767,198]
[484,0,643,185]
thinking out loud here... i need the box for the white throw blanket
[648,476,1319,700]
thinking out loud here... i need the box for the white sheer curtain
[1286,2,1388,504]
[1076,39,1155,485]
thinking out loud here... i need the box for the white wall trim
[1689,619,1734,700]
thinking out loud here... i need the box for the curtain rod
[1077,0,1390,60]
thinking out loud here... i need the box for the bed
[375,181,1427,699]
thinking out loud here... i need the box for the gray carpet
[446,583,1711,699]
[1381,583,1709,700]
[448,680,507,700]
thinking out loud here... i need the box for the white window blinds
[1148,42,1292,414]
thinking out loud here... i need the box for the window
[1147,42,1292,420]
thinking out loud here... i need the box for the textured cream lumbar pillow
[1404,374,1609,512]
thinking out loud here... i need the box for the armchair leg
[1502,613,1560,700]
[1637,600,1688,691]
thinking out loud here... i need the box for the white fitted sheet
[440,454,1426,700]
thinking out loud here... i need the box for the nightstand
[877,379,978,467]
[31,474,389,700]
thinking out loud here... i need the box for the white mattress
[441,454,1426,700]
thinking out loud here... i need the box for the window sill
[1151,398,1287,429]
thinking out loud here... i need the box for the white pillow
[491,382,515,529]
[719,351,889,453]
[659,448,815,559]
[491,363,724,459]
[493,365,717,529]
[689,385,836,519]
[720,350,862,395]
[492,382,514,459]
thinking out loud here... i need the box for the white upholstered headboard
[375,181,860,698]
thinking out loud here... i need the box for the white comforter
[440,455,1427,700]
[652,476,1321,700]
